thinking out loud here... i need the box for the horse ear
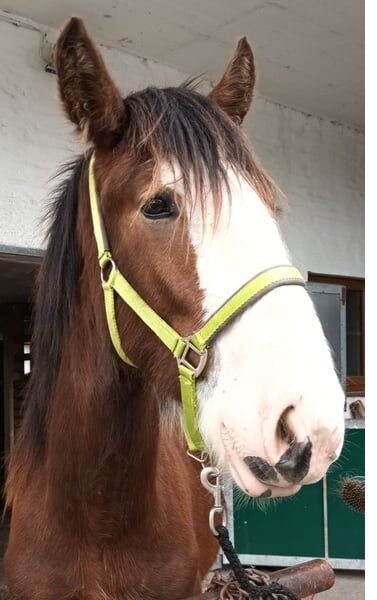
[55,17,126,148]
[209,37,255,124]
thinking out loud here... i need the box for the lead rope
[215,525,298,600]
[198,458,299,600]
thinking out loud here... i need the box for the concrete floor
[0,526,364,598]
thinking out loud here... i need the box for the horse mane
[7,158,86,470]
[8,83,276,486]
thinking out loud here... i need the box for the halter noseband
[88,155,305,452]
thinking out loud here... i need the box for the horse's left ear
[55,17,126,148]
[209,37,255,124]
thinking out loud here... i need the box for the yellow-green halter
[88,154,305,452]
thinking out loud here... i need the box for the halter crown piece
[88,155,306,453]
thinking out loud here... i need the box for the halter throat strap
[88,154,306,452]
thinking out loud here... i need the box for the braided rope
[214,526,299,600]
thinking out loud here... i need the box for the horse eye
[141,195,176,220]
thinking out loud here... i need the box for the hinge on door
[341,286,346,305]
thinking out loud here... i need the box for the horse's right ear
[55,17,126,148]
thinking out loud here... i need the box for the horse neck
[44,251,161,535]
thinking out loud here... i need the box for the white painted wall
[0,15,364,278]
[246,102,364,278]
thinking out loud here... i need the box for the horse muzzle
[221,423,343,498]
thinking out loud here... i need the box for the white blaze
[167,166,345,497]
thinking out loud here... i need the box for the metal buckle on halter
[177,337,208,378]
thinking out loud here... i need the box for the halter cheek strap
[88,155,306,452]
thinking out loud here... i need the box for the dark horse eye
[141,195,176,220]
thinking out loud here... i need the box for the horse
[4,17,345,600]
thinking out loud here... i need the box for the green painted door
[234,479,324,558]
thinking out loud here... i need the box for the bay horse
[4,17,345,600]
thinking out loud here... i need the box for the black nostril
[244,456,279,484]
[275,438,312,483]
[277,406,295,444]
[259,489,272,498]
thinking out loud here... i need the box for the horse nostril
[276,406,296,445]
[275,437,312,484]
[244,456,279,484]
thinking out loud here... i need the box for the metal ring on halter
[187,450,209,467]
[100,258,117,284]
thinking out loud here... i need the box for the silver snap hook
[200,466,227,536]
